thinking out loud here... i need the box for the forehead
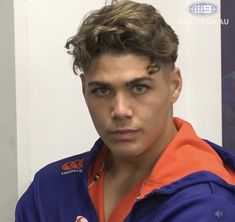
[86,53,153,83]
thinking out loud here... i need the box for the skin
[81,53,182,220]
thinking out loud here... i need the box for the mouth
[108,129,140,141]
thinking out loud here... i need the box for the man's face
[81,54,182,160]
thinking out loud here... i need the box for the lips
[108,129,140,141]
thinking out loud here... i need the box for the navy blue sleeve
[15,173,46,222]
[127,183,235,222]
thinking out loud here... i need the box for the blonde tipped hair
[66,0,179,74]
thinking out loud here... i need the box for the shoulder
[36,150,90,178]
[140,180,235,222]
[15,139,104,221]
[21,150,92,195]
[172,183,235,221]
[35,138,104,180]
[162,175,235,221]
[166,171,235,203]
[16,150,94,221]
[132,178,235,222]
[25,139,103,191]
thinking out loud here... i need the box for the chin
[110,143,146,158]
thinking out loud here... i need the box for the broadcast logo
[188,2,218,16]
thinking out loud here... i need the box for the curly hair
[65,0,179,74]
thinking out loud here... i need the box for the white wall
[14,0,222,199]
[172,0,222,144]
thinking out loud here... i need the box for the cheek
[86,100,109,127]
[141,92,170,112]
[87,102,100,119]
[138,92,172,123]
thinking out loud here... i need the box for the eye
[132,84,149,94]
[92,87,111,97]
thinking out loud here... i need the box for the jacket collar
[84,118,235,198]
[138,118,235,198]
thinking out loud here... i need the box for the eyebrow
[88,76,155,88]
[88,81,112,88]
[125,76,154,87]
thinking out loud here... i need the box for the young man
[16,1,235,221]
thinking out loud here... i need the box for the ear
[170,68,182,104]
[80,73,86,96]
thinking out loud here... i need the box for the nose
[111,93,133,120]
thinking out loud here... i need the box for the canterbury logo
[75,216,88,222]
[62,159,85,171]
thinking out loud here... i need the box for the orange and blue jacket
[16,118,235,221]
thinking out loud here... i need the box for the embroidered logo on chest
[61,159,85,175]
